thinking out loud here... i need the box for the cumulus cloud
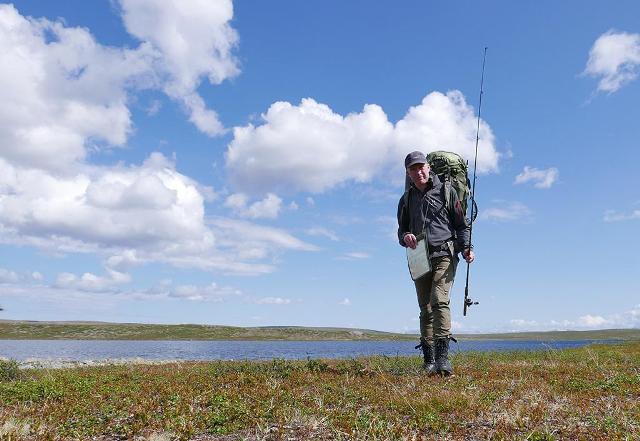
[514,166,559,189]
[338,298,351,306]
[0,2,239,176]
[393,90,498,174]
[54,269,131,293]
[0,153,210,252]
[0,152,316,277]
[119,0,239,135]
[584,30,640,93]
[226,99,394,193]
[226,91,499,194]
[224,193,283,219]
[480,200,532,222]
[0,4,154,171]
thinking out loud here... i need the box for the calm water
[0,339,616,362]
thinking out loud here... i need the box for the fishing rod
[464,47,487,316]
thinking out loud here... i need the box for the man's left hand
[463,249,475,263]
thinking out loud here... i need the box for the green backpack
[404,150,476,220]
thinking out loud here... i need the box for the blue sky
[0,0,638,333]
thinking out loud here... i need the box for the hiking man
[397,150,475,376]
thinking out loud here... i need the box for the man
[397,151,475,376]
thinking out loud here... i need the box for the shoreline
[1,338,625,370]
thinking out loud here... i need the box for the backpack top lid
[426,151,468,177]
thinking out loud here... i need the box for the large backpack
[404,150,476,220]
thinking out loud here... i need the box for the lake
[0,339,616,362]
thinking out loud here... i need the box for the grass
[0,321,414,341]
[0,342,638,440]
[2,320,639,341]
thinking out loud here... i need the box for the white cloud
[0,153,209,252]
[0,4,155,171]
[2,275,242,303]
[226,91,499,194]
[338,297,351,306]
[0,2,239,177]
[202,217,319,274]
[208,217,318,252]
[0,152,316,277]
[306,197,315,207]
[165,282,240,302]
[254,297,292,305]
[54,269,131,293]
[393,90,499,175]
[480,200,532,222]
[337,252,371,260]
[604,209,640,222]
[146,99,162,116]
[509,319,539,327]
[507,305,640,332]
[306,227,339,241]
[576,314,609,327]
[226,99,394,193]
[224,193,283,219]
[119,0,239,135]
[514,166,559,189]
[584,30,640,93]
[0,268,19,283]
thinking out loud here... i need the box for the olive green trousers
[414,256,457,341]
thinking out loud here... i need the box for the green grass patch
[1,342,639,439]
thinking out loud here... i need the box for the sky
[0,0,639,334]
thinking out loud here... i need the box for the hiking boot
[434,338,453,376]
[421,341,437,375]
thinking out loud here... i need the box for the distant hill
[0,320,413,341]
[0,320,638,341]
[456,328,640,341]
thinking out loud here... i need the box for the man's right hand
[403,233,417,249]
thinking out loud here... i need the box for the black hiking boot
[418,340,437,375]
[434,337,453,376]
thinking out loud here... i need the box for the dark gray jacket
[397,172,471,257]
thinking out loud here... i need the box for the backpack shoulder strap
[443,178,455,213]
[401,188,412,232]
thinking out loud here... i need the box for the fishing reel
[463,297,479,316]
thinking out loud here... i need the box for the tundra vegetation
[0,341,638,440]
[1,320,639,341]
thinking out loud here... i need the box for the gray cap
[404,151,427,168]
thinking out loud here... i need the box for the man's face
[407,162,429,187]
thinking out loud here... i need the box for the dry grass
[0,342,638,440]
